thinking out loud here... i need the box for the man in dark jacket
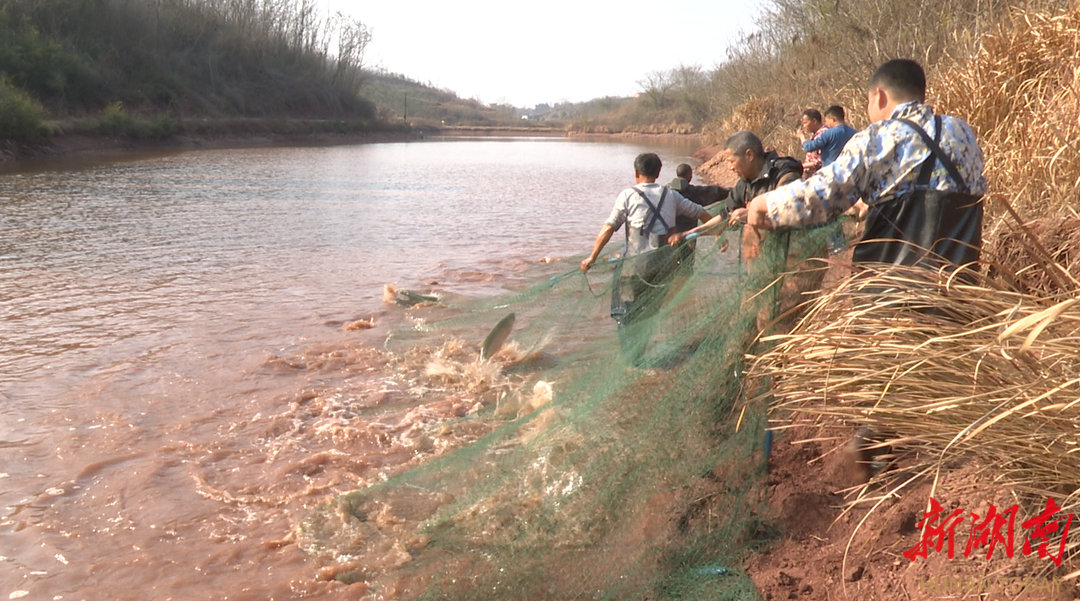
[666,163,728,271]
[667,163,728,221]
[671,131,802,262]
[722,131,803,213]
[670,130,816,338]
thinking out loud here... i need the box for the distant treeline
[363,71,540,129]
[359,69,708,133]
[564,65,712,135]
[0,0,376,139]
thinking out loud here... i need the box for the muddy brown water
[0,137,704,599]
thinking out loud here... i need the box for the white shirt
[604,183,709,256]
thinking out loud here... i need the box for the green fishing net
[297,217,845,600]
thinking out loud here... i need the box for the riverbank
[567,131,708,142]
[0,128,422,163]
[422,125,565,137]
[693,143,736,187]
[690,152,1079,600]
[0,127,717,164]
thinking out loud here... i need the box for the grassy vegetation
[934,6,1080,219]
[0,77,49,139]
[704,0,1065,148]
[0,0,378,141]
[564,65,713,134]
[697,0,1080,231]
[698,0,1079,203]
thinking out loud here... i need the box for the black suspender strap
[632,186,670,233]
[897,116,971,195]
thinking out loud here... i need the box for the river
[0,136,709,600]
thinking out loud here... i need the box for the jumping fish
[480,312,515,360]
[383,284,440,307]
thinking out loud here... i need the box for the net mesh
[297,218,844,600]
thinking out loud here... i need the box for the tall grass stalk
[934,5,1080,220]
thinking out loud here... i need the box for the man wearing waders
[581,153,712,364]
[739,59,986,266]
[738,59,987,475]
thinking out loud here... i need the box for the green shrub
[95,101,135,135]
[93,102,177,138]
[145,113,177,138]
[0,79,48,139]
[0,11,67,98]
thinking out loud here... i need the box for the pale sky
[326,0,760,108]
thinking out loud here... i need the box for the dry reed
[984,207,1080,295]
[747,255,1080,563]
[750,3,1080,502]
[703,95,787,149]
[932,3,1080,221]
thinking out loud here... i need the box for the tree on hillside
[331,13,371,91]
[669,63,711,126]
[637,70,674,108]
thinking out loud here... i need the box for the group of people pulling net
[298,58,988,600]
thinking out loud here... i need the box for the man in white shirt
[581,153,712,362]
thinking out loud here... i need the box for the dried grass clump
[622,123,696,135]
[932,4,1080,219]
[751,261,1080,518]
[984,211,1080,295]
[703,95,791,152]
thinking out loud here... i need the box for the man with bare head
[670,131,801,258]
[798,108,827,176]
[582,153,713,363]
[719,131,803,214]
[739,58,986,274]
[666,163,728,272]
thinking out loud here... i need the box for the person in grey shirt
[581,153,711,362]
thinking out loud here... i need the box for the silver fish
[386,285,440,307]
[480,313,515,360]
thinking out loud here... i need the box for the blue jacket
[802,123,857,166]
